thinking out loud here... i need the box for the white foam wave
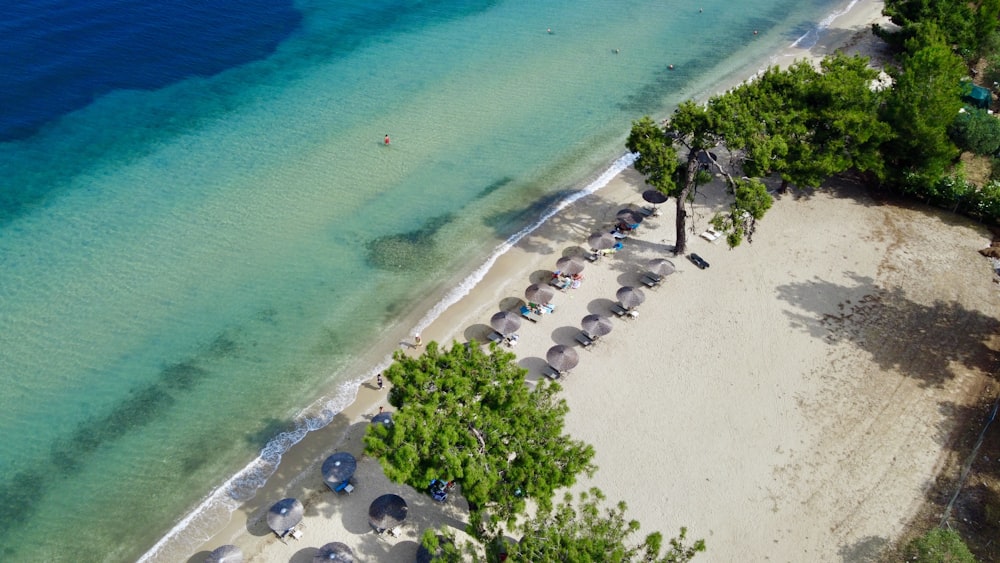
[789,0,861,49]
[411,151,638,335]
[140,152,637,562]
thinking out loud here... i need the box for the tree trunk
[674,195,688,255]
[673,151,701,255]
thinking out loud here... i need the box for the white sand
[190,1,1000,561]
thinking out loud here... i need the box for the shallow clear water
[0,0,844,560]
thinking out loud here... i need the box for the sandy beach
[188,2,1000,561]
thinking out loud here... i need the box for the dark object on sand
[688,253,710,269]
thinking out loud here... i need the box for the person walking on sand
[377,373,384,390]
[379,406,384,414]
[384,134,390,145]
[414,334,422,347]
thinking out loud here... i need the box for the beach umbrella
[616,208,644,225]
[581,314,613,337]
[588,231,616,251]
[321,452,357,489]
[524,284,555,305]
[546,345,579,373]
[371,411,393,427]
[368,494,408,532]
[205,545,243,563]
[490,310,522,336]
[266,498,304,534]
[555,256,585,276]
[313,542,354,563]
[642,189,669,205]
[648,258,676,277]
[617,286,646,309]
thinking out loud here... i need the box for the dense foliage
[881,24,966,191]
[878,0,1000,60]
[501,488,705,563]
[950,107,1000,155]
[364,341,595,533]
[417,489,706,563]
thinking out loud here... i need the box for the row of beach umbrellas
[205,540,354,562]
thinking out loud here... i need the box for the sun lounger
[487,331,505,344]
[575,331,594,348]
[542,365,562,380]
[611,303,638,319]
[519,306,540,322]
[586,252,600,262]
[700,228,722,242]
[550,277,570,290]
[640,274,661,288]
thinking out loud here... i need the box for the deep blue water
[0,0,301,141]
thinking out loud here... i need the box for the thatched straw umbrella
[524,284,554,305]
[546,345,579,373]
[205,544,243,563]
[642,189,668,205]
[321,452,357,491]
[266,498,304,535]
[616,208,644,226]
[647,258,676,277]
[490,311,522,337]
[555,256,585,276]
[313,542,354,562]
[371,411,393,427]
[616,286,646,310]
[368,494,408,533]
[581,314,613,338]
[588,231,616,251]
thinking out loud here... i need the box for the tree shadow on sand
[775,273,1000,388]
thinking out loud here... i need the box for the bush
[950,109,1000,156]
[905,528,976,563]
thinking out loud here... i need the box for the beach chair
[487,331,505,344]
[519,306,540,323]
[611,303,638,319]
[575,331,594,348]
[640,274,661,289]
[334,479,355,495]
[542,365,562,380]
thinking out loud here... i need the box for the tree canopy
[417,488,706,563]
[878,0,1000,60]
[881,24,966,191]
[364,341,595,533]
[497,488,705,563]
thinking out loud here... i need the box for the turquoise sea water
[0,0,854,560]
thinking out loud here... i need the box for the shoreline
[161,1,930,561]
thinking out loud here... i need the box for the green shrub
[905,528,976,563]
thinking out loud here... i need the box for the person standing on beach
[377,373,384,390]
[414,334,422,347]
